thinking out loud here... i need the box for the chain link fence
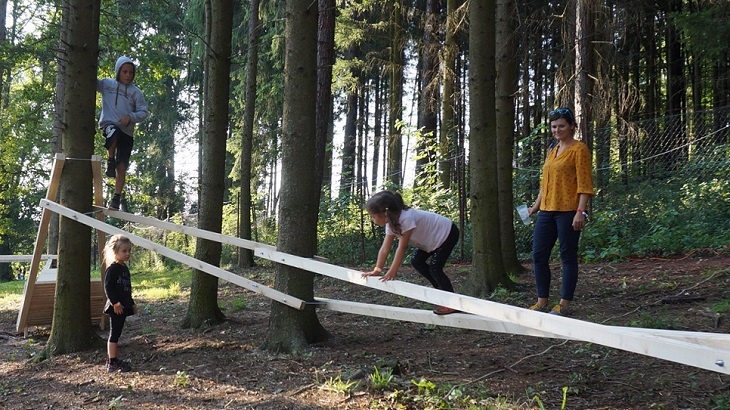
[514,106,730,261]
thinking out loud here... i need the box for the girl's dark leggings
[108,313,127,343]
[410,223,459,292]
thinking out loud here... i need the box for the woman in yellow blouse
[527,107,593,316]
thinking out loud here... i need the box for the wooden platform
[18,260,107,337]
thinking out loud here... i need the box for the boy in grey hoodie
[97,56,149,211]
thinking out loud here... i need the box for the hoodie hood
[114,56,136,81]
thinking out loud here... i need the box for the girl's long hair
[365,191,410,235]
[103,234,132,267]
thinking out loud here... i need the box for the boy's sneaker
[105,158,116,178]
[108,195,121,210]
[120,195,129,213]
[106,359,131,373]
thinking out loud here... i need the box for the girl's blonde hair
[103,234,132,266]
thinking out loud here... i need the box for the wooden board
[44,199,305,311]
[18,260,107,336]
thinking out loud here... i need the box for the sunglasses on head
[550,108,574,121]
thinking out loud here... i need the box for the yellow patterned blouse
[539,141,594,211]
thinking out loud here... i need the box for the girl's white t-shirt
[385,208,452,252]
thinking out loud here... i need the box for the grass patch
[0,266,193,312]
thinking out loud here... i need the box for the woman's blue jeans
[532,211,581,301]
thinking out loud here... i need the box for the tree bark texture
[46,0,101,356]
[414,0,439,185]
[316,0,335,191]
[238,0,260,268]
[495,0,525,277]
[184,0,233,329]
[466,0,511,297]
[263,0,328,353]
[387,0,404,188]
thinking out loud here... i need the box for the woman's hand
[572,211,586,231]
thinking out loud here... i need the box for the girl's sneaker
[106,359,131,373]
[432,306,458,315]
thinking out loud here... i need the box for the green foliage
[173,371,190,388]
[368,366,394,390]
[628,312,683,330]
[108,395,124,409]
[318,376,359,394]
[709,393,730,410]
[316,193,379,266]
[581,173,730,262]
[673,3,730,61]
[224,295,248,313]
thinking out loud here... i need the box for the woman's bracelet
[373,267,382,273]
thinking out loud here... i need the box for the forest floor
[1,253,730,409]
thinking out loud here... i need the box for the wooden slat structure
[75,202,730,375]
[16,154,108,336]
[16,158,730,375]
[18,259,107,337]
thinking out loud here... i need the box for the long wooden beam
[0,255,57,263]
[316,297,570,339]
[316,298,730,349]
[40,199,305,311]
[94,206,275,252]
[253,247,730,375]
[16,154,65,332]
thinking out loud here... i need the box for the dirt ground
[1,254,730,409]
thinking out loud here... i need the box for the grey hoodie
[96,56,149,136]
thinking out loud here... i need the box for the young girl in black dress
[103,234,137,372]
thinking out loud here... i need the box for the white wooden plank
[16,154,65,333]
[41,199,305,311]
[315,297,570,339]
[0,255,57,263]
[316,298,730,349]
[252,247,730,374]
[93,206,275,252]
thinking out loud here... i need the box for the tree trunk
[44,0,101,357]
[439,0,459,188]
[466,0,512,297]
[183,0,233,329]
[263,0,328,353]
[495,0,525,276]
[414,0,439,186]
[340,49,358,196]
[371,75,383,192]
[574,0,595,150]
[238,0,260,269]
[387,0,404,188]
[315,0,335,192]
[665,0,686,169]
[0,0,10,282]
